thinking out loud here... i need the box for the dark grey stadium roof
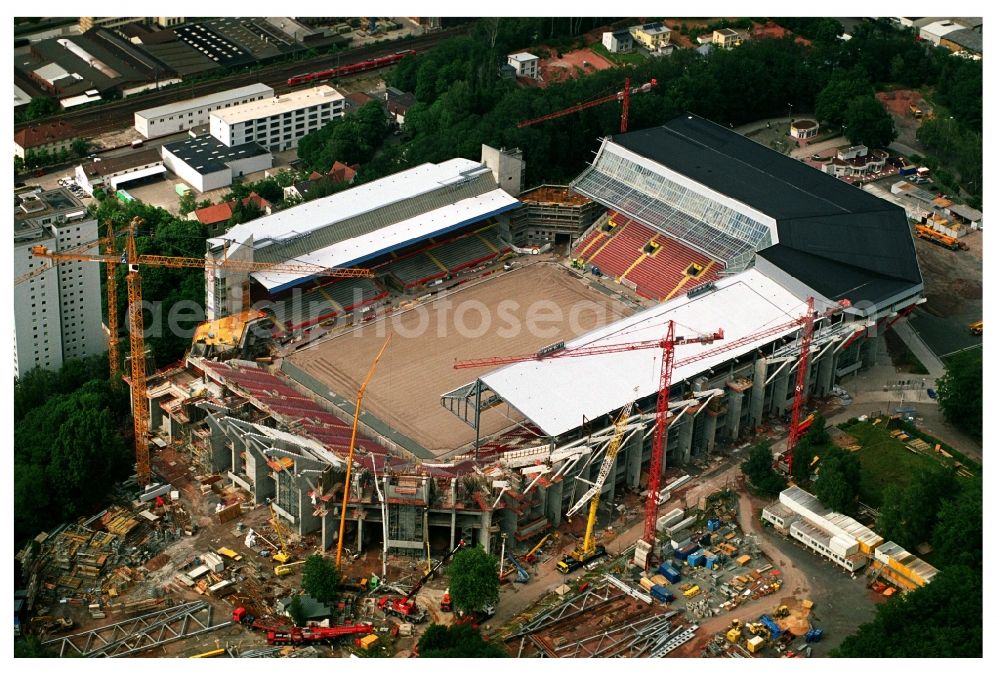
[610,114,922,305]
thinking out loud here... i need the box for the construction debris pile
[16,487,191,625]
[703,600,824,658]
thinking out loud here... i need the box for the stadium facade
[166,116,923,555]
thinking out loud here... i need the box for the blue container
[675,543,698,560]
[707,518,721,532]
[760,615,781,640]
[687,549,706,567]
[658,563,681,583]
[899,166,917,176]
[699,533,712,546]
[704,554,719,569]
[651,584,674,603]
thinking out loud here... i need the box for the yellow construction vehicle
[556,402,634,574]
[268,503,293,564]
[274,560,306,577]
[774,605,790,618]
[969,320,983,336]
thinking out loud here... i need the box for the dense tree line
[740,442,786,496]
[934,349,982,438]
[327,17,978,203]
[90,199,209,369]
[417,622,507,657]
[14,358,131,545]
[297,101,393,173]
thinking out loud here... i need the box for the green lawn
[840,421,962,507]
[589,41,648,66]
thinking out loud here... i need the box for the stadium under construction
[148,114,923,560]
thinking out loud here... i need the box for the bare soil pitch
[287,262,632,457]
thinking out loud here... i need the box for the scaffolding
[571,143,774,270]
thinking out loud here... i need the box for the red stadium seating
[578,216,719,301]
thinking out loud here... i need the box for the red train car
[287,50,416,86]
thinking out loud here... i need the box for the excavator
[556,403,634,574]
[378,539,466,623]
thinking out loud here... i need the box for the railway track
[16,26,469,136]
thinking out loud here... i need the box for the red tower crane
[517,77,657,133]
[454,297,853,559]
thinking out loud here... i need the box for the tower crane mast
[31,217,374,489]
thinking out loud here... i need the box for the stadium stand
[574,214,720,301]
[204,361,385,455]
[383,224,509,288]
[268,277,388,329]
[474,424,545,461]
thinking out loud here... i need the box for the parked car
[926,388,938,399]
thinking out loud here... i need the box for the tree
[740,442,787,495]
[14,155,24,175]
[301,554,340,605]
[932,477,982,571]
[23,96,58,121]
[228,198,264,226]
[876,466,959,549]
[935,349,982,438]
[178,191,196,216]
[813,447,861,513]
[287,595,308,627]
[417,623,506,658]
[833,566,982,657]
[791,415,830,481]
[814,74,873,129]
[71,138,90,158]
[844,95,896,148]
[14,378,131,544]
[447,545,499,615]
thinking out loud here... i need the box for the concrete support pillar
[861,336,878,369]
[703,412,719,454]
[321,509,336,550]
[749,357,767,430]
[726,387,744,440]
[479,511,491,554]
[816,351,836,397]
[546,477,565,528]
[299,490,320,537]
[356,515,364,551]
[770,367,790,418]
[625,431,641,489]
[661,417,671,475]
[678,413,694,464]
[450,509,457,549]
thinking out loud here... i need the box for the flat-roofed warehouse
[135,83,274,139]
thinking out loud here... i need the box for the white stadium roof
[478,268,809,437]
[212,158,520,291]
[251,188,518,290]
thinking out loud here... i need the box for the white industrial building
[134,83,274,139]
[919,19,963,46]
[74,149,166,196]
[507,52,540,79]
[14,188,105,376]
[161,135,272,193]
[209,85,345,152]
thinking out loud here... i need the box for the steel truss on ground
[42,601,232,657]
[553,611,679,657]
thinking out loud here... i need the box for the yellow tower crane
[556,400,635,574]
[30,216,375,489]
[335,332,392,568]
